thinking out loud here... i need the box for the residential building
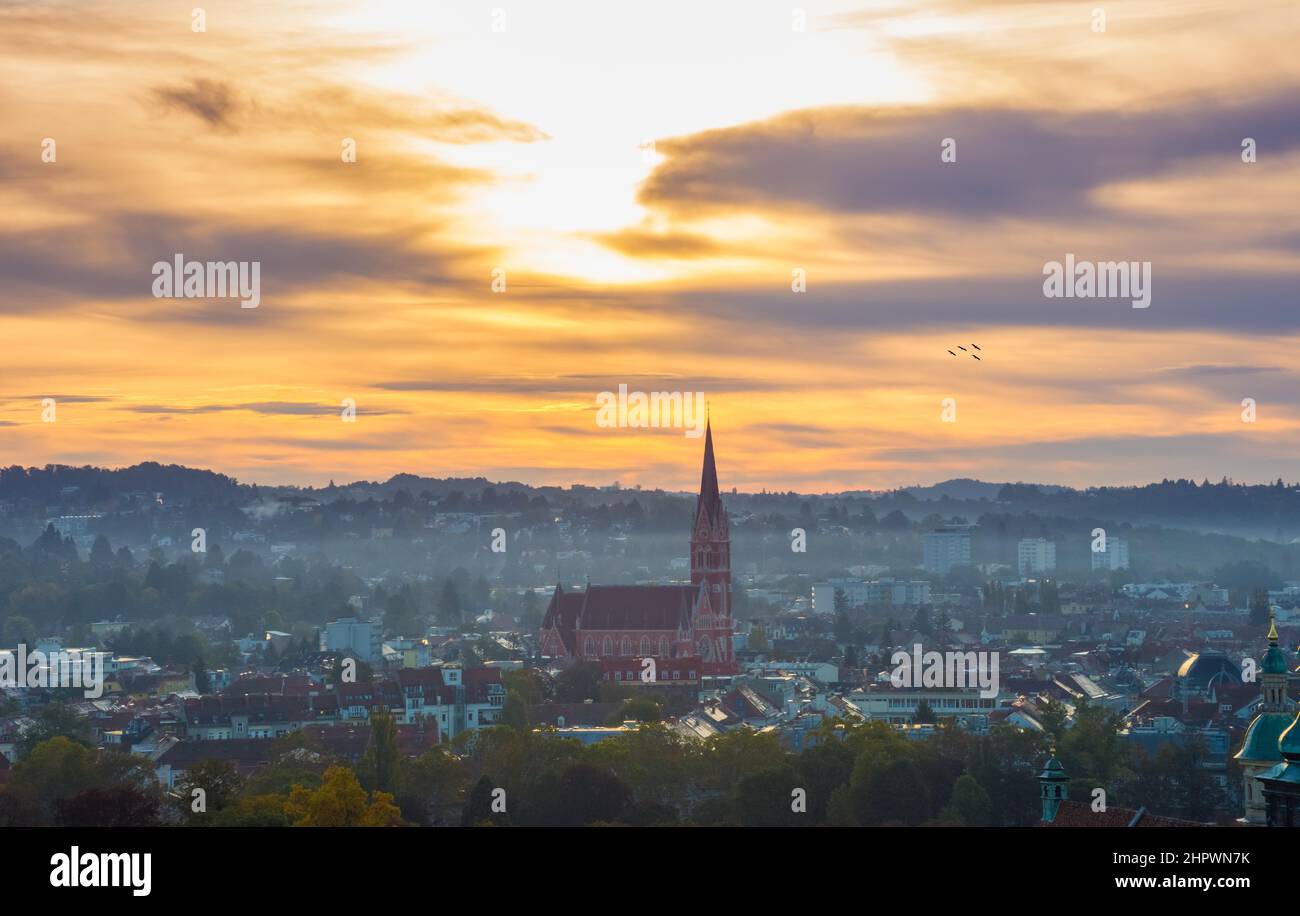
[923,528,972,575]
[1091,536,1130,571]
[321,616,383,663]
[1018,538,1057,576]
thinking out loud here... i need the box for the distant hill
[0,462,241,505]
[900,479,1071,501]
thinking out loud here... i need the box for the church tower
[1038,753,1069,824]
[690,419,735,675]
[1235,611,1294,824]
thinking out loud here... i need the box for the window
[659,637,669,657]
[603,637,613,656]
[640,636,651,655]
[584,637,595,657]
[620,637,632,657]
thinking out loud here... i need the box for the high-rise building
[1091,536,1130,571]
[321,616,383,663]
[1017,538,1056,576]
[923,527,971,574]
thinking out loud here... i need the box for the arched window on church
[697,637,714,661]
[603,637,613,657]
[584,637,594,657]
[620,637,632,656]
[659,637,669,657]
[640,636,651,655]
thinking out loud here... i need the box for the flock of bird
[948,344,982,361]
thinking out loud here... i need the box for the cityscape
[1,430,1299,834]
[2,0,1296,896]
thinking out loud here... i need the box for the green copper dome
[1038,755,1066,781]
[1237,712,1293,762]
[1280,714,1300,760]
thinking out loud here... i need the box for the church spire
[696,418,721,522]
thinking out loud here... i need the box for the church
[539,420,737,679]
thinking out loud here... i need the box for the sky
[2,0,1299,492]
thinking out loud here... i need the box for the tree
[854,756,931,826]
[914,699,937,725]
[89,535,116,567]
[826,784,858,826]
[1250,588,1271,626]
[551,763,633,826]
[192,658,211,695]
[3,615,35,647]
[211,794,292,827]
[438,581,462,627]
[284,766,404,827]
[1059,702,1127,791]
[734,764,803,826]
[501,668,547,705]
[385,591,418,635]
[941,774,993,826]
[798,740,856,822]
[8,737,100,811]
[397,747,469,826]
[57,785,160,827]
[361,706,400,795]
[501,690,530,733]
[243,732,331,796]
[16,704,93,757]
[555,661,603,702]
[176,758,243,826]
[609,695,662,724]
[462,775,508,826]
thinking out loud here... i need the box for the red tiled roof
[1045,799,1209,827]
[576,585,697,631]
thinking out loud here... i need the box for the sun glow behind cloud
[2,0,1299,490]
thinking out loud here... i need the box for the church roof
[1176,650,1240,687]
[1236,711,1293,763]
[576,584,698,631]
[543,583,700,643]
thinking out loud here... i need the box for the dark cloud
[151,79,240,129]
[1153,364,1285,377]
[123,402,407,417]
[640,91,1300,219]
[374,374,783,395]
[0,208,472,317]
[652,271,1300,333]
[0,395,114,405]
